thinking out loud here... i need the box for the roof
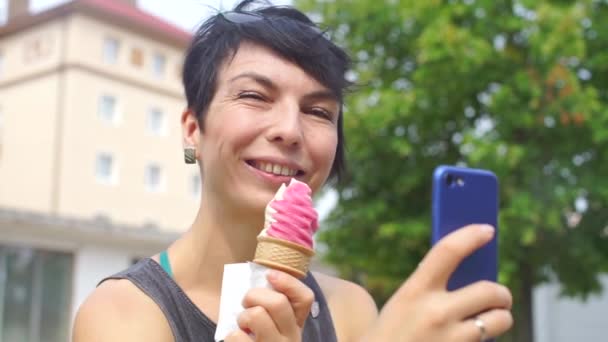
[0,0,192,48]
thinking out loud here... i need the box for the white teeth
[273,164,281,175]
[254,161,298,177]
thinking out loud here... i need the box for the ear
[181,109,201,156]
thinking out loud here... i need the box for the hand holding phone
[360,165,512,342]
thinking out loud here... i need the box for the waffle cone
[253,235,314,279]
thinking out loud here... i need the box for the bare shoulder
[72,278,173,342]
[312,272,378,342]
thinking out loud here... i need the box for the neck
[169,197,263,294]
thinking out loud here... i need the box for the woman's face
[193,42,339,216]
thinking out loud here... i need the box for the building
[534,278,608,341]
[0,0,197,340]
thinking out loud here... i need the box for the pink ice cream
[261,179,319,249]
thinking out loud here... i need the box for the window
[190,173,201,198]
[146,107,166,136]
[98,95,118,124]
[95,153,117,184]
[0,245,73,342]
[144,163,164,192]
[103,37,119,64]
[152,53,166,78]
[131,47,143,67]
[23,37,51,63]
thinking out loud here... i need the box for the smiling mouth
[246,160,304,177]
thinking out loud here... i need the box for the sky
[0,0,292,31]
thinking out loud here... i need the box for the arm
[313,272,378,342]
[72,280,173,342]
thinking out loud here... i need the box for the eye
[307,107,334,121]
[237,91,266,101]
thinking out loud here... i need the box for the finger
[242,287,296,336]
[238,305,287,341]
[449,281,512,319]
[454,309,513,341]
[411,224,495,289]
[266,270,315,327]
[224,329,253,342]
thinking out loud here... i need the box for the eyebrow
[228,72,339,103]
[302,89,339,104]
[229,72,278,92]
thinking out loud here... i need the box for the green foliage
[299,0,608,328]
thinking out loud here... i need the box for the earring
[184,147,197,164]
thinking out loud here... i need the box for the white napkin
[214,262,272,341]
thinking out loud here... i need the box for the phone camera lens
[446,174,454,187]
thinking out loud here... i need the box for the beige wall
[58,68,199,230]
[0,20,64,81]
[0,12,198,231]
[0,74,59,212]
[0,19,65,214]
[65,14,184,96]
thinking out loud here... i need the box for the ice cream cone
[253,235,315,279]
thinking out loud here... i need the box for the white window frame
[95,152,118,185]
[146,107,166,136]
[98,94,120,125]
[144,163,165,193]
[152,52,166,78]
[103,37,119,64]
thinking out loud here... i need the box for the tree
[298,0,608,340]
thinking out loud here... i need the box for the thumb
[409,224,495,290]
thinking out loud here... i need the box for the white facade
[534,276,608,342]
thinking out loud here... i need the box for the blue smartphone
[431,165,498,291]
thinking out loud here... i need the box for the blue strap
[159,250,174,278]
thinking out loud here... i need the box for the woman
[72,1,513,341]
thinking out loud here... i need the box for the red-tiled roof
[77,0,192,42]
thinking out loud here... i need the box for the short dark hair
[182,0,351,183]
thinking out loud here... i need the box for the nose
[265,105,303,148]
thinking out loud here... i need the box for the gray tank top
[100,258,338,342]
